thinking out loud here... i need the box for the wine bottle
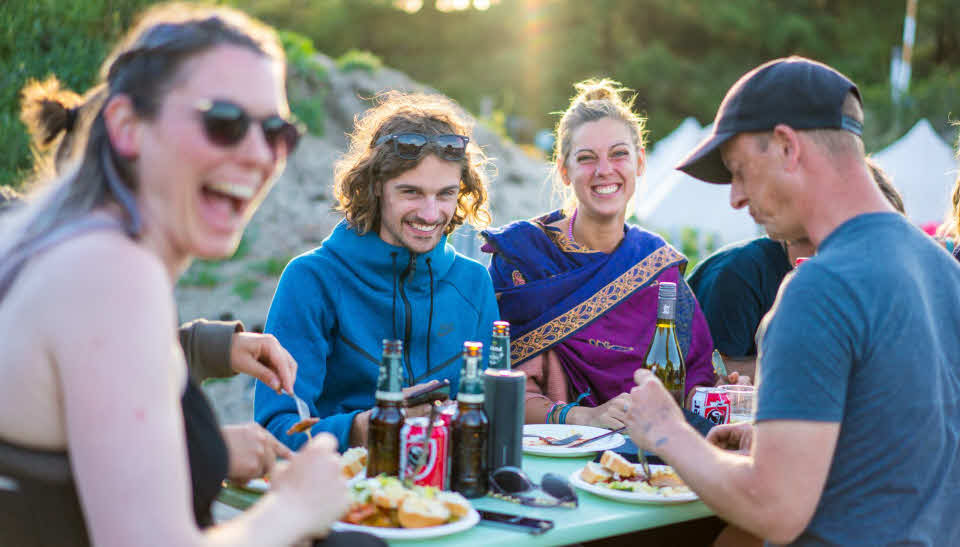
[642,282,686,407]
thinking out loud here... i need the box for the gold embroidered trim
[511,245,684,364]
[538,222,595,254]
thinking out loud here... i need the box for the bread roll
[397,496,450,528]
[600,450,636,478]
[580,461,613,484]
[341,447,367,479]
[436,490,471,518]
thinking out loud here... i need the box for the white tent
[870,119,958,225]
[637,121,761,246]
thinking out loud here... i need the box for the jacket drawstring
[390,252,398,340]
[426,257,434,369]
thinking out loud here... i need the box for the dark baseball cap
[676,56,863,184]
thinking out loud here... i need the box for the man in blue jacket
[255,94,500,451]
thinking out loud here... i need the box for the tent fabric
[870,119,958,225]
[638,117,959,246]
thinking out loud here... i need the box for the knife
[567,425,626,448]
[711,350,729,379]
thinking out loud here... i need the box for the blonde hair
[551,78,647,213]
[333,92,491,235]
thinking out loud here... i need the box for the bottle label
[657,299,675,320]
[457,393,484,404]
[489,344,505,368]
[375,391,404,401]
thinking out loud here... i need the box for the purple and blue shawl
[481,210,715,406]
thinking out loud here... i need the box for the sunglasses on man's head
[195,99,302,156]
[488,466,578,508]
[374,132,470,161]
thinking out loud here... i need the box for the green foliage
[231,277,260,301]
[251,256,292,277]
[335,49,383,73]
[179,263,223,288]
[0,0,154,189]
[279,29,329,136]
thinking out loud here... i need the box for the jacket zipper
[398,253,417,386]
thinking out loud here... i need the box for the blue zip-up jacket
[255,220,499,451]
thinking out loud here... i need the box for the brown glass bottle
[366,339,406,478]
[450,341,489,498]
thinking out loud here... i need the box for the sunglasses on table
[488,466,578,508]
[374,132,470,161]
[195,99,303,156]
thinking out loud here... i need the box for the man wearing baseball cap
[624,57,960,545]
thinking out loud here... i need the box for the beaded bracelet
[546,401,564,424]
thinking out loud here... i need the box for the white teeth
[594,184,619,195]
[206,182,255,200]
[407,222,439,233]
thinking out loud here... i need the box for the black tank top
[0,217,229,544]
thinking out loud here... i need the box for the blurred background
[2,0,959,327]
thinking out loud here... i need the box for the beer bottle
[366,339,406,478]
[487,321,511,370]
[642,282,686,407]
[450,341,489,498]
[483,321,525,470]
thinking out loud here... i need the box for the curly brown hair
[333,92,491,236]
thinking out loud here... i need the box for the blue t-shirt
[687,237,791,357]
[757,213,960,546]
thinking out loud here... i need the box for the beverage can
[399,417,449,489]
[690,386,731,425]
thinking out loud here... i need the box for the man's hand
[623,369,687,453]
[222,423,293,482]
[349,380,442,446]
[716,371,752,386]
[230,332,298,394]
[706,422,755,454]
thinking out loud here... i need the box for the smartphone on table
[404,379,451,407]
[477,509,554,535]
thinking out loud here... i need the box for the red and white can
[691,387,731,425]
[399,417,449,489]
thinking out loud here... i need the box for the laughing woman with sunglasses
[0,4,361,546]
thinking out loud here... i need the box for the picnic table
[216,452,717,546]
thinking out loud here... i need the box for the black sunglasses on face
[374,132,470,161]
[488,466,578,508]
[195,99,302,156]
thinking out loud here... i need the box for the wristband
[546,401,564,424]
[558,390,592,424]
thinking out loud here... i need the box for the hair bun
[19,77,83,147]
[573,78,620,103]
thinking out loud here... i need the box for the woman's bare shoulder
[16,230,175,334]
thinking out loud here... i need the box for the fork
[288,390,313,440]
[523,433,583,446]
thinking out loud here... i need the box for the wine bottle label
[657,300,675,320]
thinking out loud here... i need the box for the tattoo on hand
[655,437,667,447]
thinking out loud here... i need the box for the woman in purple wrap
[482,79,725,428]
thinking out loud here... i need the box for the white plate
[569,464,699,504]
[522,424,624,457]
[332,507,480,540]
[242,478,269,492]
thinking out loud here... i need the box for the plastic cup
[719,384,756,424]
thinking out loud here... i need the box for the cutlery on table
[523,433,583,446]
